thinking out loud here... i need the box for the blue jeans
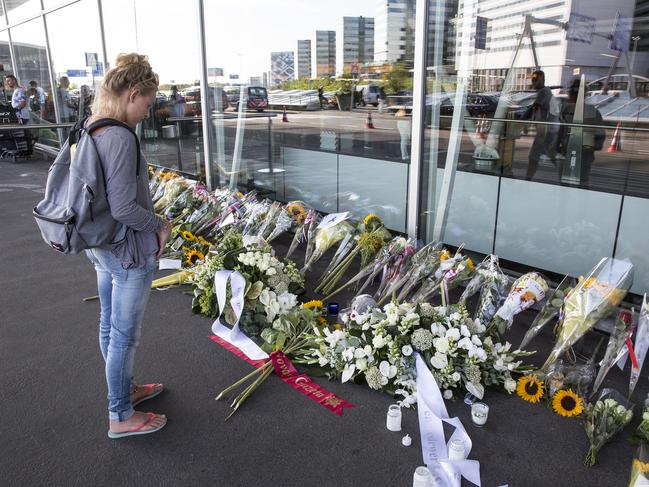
[86,248,157,421]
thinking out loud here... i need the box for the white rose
[373,335,388,349]
[266,267,277,276]
[443,389,453,400]
[504,378,516,393]
[451,372,461,382]
[356,357,368,371]
[433,337,450,354]
[401,345,413,357]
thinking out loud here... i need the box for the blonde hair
[90,53,159,121]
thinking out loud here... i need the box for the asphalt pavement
[1,155,644,486]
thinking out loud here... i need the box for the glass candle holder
[326,302,340,316]
[412,466,433,487]
[471,402,489,426]
[386,404,402,431]
[447,437,465,461]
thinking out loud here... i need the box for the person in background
[395,107,411,161]
[521,70,552,180]
[28,80,46,120]
[85,53,170,438]
[57,76,76,122]
[79,84,93,118]
[168,84,185,118]
[557,78,606,186]
[6,74,33,153]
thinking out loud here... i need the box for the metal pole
[406,0,430,239]
[96,0,110,71]
[602,52,621,95]
[196,0,217,188]
[41,9,65,144]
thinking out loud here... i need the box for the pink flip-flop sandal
[108,412,167,439]
[131,383,164,407]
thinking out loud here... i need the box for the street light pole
[631,36,641,75]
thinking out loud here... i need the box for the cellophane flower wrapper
[631,395,649,445]
[591,309,633,397]
[302,219,353,272]
[374,242,417,304]
[286,207,316,259]
[474,259,509,327]
[256,202,282,240]
[410,251,464,304]
[629,444,649,487]
[520,275,577,349]
[583,388,634,466]
[490,272,549,335]
[545,359,597,398]
[542,258,633,372]
[241,200,272,237]
[265,207,293,242]
[629,295,649,398]
[394,242,444,302]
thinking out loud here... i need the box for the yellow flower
[516,375,544,403]
[333,322,343,330]
[184,249,205,266]
[287,203,306,225]
[197,236,211,247]
[363,213,383,227]
[181,230,197,242]
[303,300,324,310]
[466,257,475,271]
[161,171,179,180]
[440,250,451,262]
[633,459,649,474]
[552,389,583,417]
[318,317,328,327]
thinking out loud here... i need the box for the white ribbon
[211,269,269,361]
[415,353,481,487]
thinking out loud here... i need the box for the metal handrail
[0,122,75,130]
[457,115,649,132]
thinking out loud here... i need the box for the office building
[297,39,312,79]
[270,51,295,86]
[343,16,374,73]
[316,30,336,77]
[374,0,416,65]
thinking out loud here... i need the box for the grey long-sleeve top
[93,125,162,268]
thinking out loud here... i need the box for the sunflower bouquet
[285,202,315,259]
[520,275,577,349]
[583,388,634,466]
[591,309,634,397]
[489,272,549,336]
[541,258,634,373]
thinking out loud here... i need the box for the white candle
[412,466,434,487]
[386,404,402,431]
[471,402,489,426]
[447,437,465,461]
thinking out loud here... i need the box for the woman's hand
[156,220,172,260]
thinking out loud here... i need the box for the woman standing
[85,53,171,438]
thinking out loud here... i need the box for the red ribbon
[627,337,640,371]
[209,336,354,415]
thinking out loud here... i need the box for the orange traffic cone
[365,111,375,129]
[608,121,622,153]
[282,106,288,123]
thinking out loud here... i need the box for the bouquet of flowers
[591,309,634,397]
[489,272,549,336]
[190,231,304,336]
[544,359,597,399]
[393,242,445,302]
[520,275,576,349]
[629,444,649,487]
[629,295,649,398]
[302,301,531,406]
[302,213,354,272]
[316,214,392,296]
[630,394,649,445]
[285,202,314,259]
[459,254,509,325]
[216,305,321,419]
[542,258,634,372]
[265,206,293,243]
[583,388,634,466]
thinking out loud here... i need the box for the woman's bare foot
[130,383,164,405]
[109,411,167,434]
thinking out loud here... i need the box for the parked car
[236,86,268,112]
[361,84,381,106]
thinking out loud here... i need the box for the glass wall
[419,0,649,294]
[202,0,415,231]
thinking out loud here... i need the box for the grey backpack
[33,118,141,254]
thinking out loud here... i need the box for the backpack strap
[74,117,142,177]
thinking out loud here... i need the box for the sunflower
[633,459,649,474]
[363,212,382,225]
[181,230,197,242]
[440,250,451,262]
[287,203,306,224]
[466,257,475,271]
[552,389,583,417]
[184,249,205,266]
[197,236,211,247]
[319,317,328,327]
[303,299,324,310]
[516,375,545,403]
